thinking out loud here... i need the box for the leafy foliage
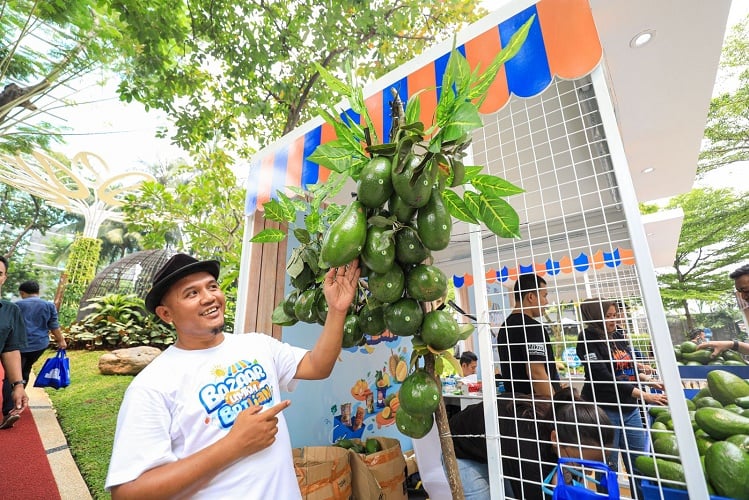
[656,188,749,329]
[0,0,134,152]
[65,293,176,349]
[0,183,73,258]
[109,0,485,154]
[698,14,749,176]
[122,151,245,324]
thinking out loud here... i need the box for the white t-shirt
[105,332,308,499]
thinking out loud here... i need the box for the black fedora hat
[145,253,220,314]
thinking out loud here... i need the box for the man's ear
[550,429,558,444]
[524,291,537,306]
[155,305,172,324]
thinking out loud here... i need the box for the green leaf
[405,91,424,125]
[441,101,484,142]
[470,192,521,239]
[457,323,475,341]
[286,248,305,277]
[318,108,367,154]
[440,350,463,374]
[272,303,297,325]
[471,174,525,197]
[261,199,289,222]
[250,228,286,243]
[368,215,395,227]
[442,190,478,224]
[308,142,356,173]
[471,15,536,106]
[313,62,353,97]
[293,228,311,244]
[463,165,484,182]
[276,191,298,220]
[304,210,321,234]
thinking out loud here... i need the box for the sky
[52,1,749,190]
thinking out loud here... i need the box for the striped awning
[245,0,602,214]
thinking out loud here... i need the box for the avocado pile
[334,437,383,455]
[638,369,749,498]
[675,341,748,366]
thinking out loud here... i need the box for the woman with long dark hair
[576,299,668,497]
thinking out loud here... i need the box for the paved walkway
[27,376,92,500]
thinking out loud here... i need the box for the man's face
[524,283,548,317]
[155,272,226,337]
[0,261,6,291]
[461,361,477,376]
[736,274,749,303]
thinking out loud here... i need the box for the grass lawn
[43,350,134,499]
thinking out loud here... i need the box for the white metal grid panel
[457,71,697,499]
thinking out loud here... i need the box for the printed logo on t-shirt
[584,353,598,361]
[198,359,274,428]
[612,348,636,381]
[527,343,547,358]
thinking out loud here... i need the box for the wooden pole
[425,352,464,500]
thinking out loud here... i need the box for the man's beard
[211,324,224,336]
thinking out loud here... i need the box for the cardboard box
[350,437,407,500]
[293,446,353,500]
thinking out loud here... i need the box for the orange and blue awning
[245,0,602,214]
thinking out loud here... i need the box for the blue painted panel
[500,5,552,98]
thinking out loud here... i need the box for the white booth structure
[236,1,732,498]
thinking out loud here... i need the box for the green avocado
[416,187,452,251]
[320,201,367,268]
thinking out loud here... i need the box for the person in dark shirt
[577,298,668,497]
[16,280,67,384]
[497,273,560,397]
[0,255,29,430]
[449,389,613,499]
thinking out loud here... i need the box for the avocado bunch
[676,340,748,366]
[639,369,749,498]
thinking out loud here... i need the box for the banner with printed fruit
[252,18,534,499]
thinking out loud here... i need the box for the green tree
[698,14,749,176]
[0,183,73,257]
[0,1,137,152]
[122,150,246,279]
[111,0,485,153]
[657,188,749,329]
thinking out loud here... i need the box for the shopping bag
[551,457,619,500]
[33,349,71,389]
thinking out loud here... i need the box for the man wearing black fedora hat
[106,253,360,499]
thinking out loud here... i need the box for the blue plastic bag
[551,457,620,500]
[33,349,71,389]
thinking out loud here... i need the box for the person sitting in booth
[459,351,478,377]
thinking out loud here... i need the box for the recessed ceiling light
[641,167,655,174]
[630,30,656,48]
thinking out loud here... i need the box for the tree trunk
[424,353,464,500]
[683,299,694,332]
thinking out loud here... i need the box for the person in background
[459,351,478,377]
[496,273,560,397]
[577,298,667,497]
[0,255,29,430]
[698,263,749,357]
[449,388,614,499]
[106,254,360,499]
[16,280,67,385]
[689,328,707,345]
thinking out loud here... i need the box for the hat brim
[145,260,220,314]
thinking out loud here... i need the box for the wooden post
[425,352,464,500]
[243,215,288,339]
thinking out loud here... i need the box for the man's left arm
[295,261,360,380]
[526,323,553,397]
[1,350,27,413]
